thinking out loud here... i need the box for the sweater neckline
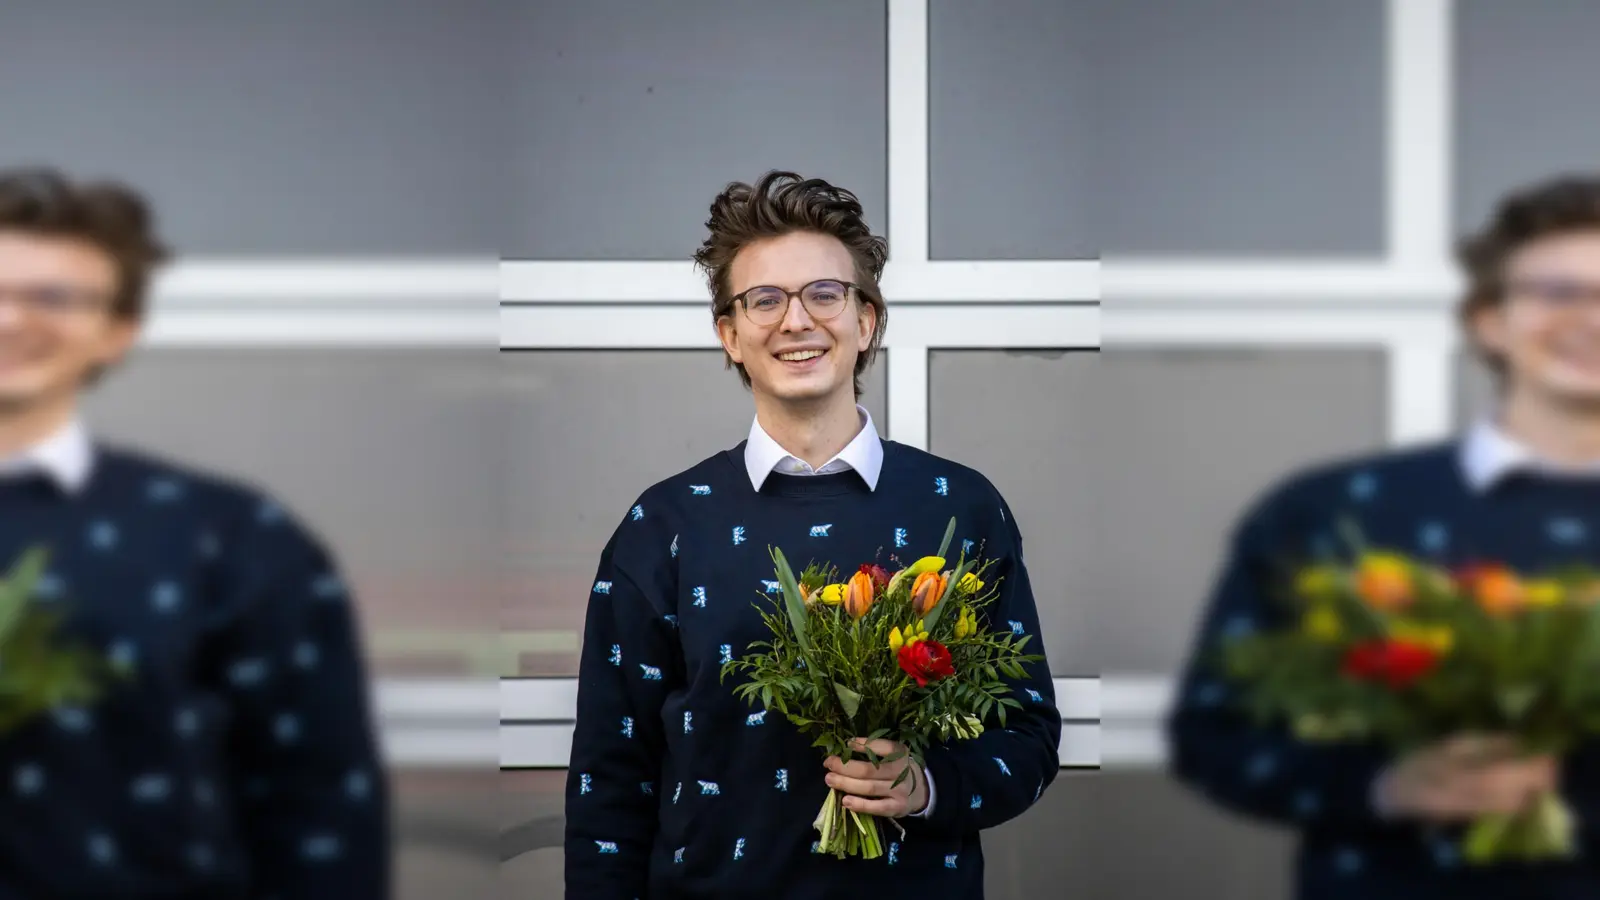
[724,442,878,498]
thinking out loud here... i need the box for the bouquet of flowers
[0,546,120,734]
[1218,527,1600,865]
[720,518,1043,860]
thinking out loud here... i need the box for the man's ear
[716,314,744,365]
[856,299,876,353]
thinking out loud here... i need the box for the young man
[564,171,1061,898]
[0,167,389,897]
[1167,173,1600,899]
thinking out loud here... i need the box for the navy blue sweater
[565,440,1061,899]
[0,444,388,899]
[1167,441,1600,900]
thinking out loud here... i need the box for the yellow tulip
[1294,566,1341,600]
[903,620,929,646]
[820,583,846,606]
[1526,579,1565,608]
[1301,605,1342,642]
[954,608,973,639]
[958,572,985,594]
[889,626,904,652]
[1390,620,1455,655]
[1354,552,1415,611]
[907,556,945,576]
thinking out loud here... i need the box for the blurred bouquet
[1219,528,1600,865]
[721,518,1042,860]
[0,547,120,734]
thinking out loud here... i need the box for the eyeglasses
[1506,277,1600,313]
[731,279,856,327]
[0,285,112,317]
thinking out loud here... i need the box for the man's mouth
[777,349,827,363]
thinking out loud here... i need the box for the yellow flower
[901,620,929,647]
[1525,579,1565,608]
[1301,605,1343,642]
[953,607,975,639]
[889,626,905,652]
[907,556,945,576]
[1389,620,1455,654]
[819,583,846,606]
[1354,552,1415,611]
[958,572,985,594]
[1294,566,1341,599]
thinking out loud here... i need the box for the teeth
[779,350,824,362]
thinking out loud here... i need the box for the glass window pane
[0,0,505,255]
[1089,0,1385,257]
[929,0,1092,259]
[82,348,500,678]
[1455,0,1600,233]
[511,0,887,259]
[509,350,889,675]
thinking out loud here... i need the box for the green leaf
[0,546,49,646]
[935,517,958,562]
[772,547,812,652]
[834,682,863,725]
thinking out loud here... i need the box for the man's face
[717,231,876,408]
[0,230,137,414]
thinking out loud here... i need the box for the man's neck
[1498,386,1600,466]
[753,392,861,471]
[0,396,77,461]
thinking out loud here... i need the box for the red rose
[1340,639,1440,690]
[897,639,955,687]
[860,564,891,592]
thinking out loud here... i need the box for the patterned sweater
[565,440,1062,899]
[0,445,388,899]
[1167,441,1600,900]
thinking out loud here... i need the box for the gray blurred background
[9,0,1595,897]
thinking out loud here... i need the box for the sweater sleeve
[564,505,681,899]
[909,492,1062,839]
[209,502,390,900]
[1164,490,1398,834]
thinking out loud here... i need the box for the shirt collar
[745,405,883,492]
[0,417,94,494]
[1460,415,1600,492]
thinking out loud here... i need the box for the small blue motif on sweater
[673,782,682,803]
[579,774,592,794]
[608,644,621,666]
[935,477,948,496]
[596,841,618,854]
[639,664,662,681]
[593,580,611,594]
[699,781,720,795]
[888,842,900,865]
[620,717,634,738]
[776,769,788,791]
[733,838,745,860]
[970,794,983,809]
[719,644,732,665]
[674,847,685,863]
[690,485,712,496]
[945,853,958,868]
[962,539,974,555]
[1026,688,1044,703]
[894,528,908,548]
[1008,620,1024,635]
[693,587,707,607]
[810,524,832,537]
[762,580,781,593]
[641,782,654,795]
[670,535,678,557]
[746,711,766,726]
[994,757,1011,776]
[732,526,746,545]
[631,505,644,521]
[683,712,693,733]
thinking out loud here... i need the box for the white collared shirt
[1459,416,1600,492]
[744,405,884,492]
[0,417,93,493]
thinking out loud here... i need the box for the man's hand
[1377,733,1559,822]
[823,738,928,817]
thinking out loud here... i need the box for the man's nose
[780,293,814,330]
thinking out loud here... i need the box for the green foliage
[0,546,122,734]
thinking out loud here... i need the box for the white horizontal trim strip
[376,679,500,721]
[156,259,495,302]
[500,305,1099,350]
[500,677,1104,723]
[143,309,496,347]
[1105,262,1461,302]
[382,727,498,768]
[1104,306,1458,347]
[499,260,1100,303]
[500,722,1105,768]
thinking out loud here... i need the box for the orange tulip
[843,570,876,619]
[1467,565,1527,617]
[1354,553,1414,611]
[911,571,947,617]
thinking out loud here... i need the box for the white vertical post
[887,0,931,265]
[1386,0,1455,271]
[1387,338,1458,446]
[888,346,931,450]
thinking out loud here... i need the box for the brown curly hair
[1457,173,1600,377]
[693,171,888,398]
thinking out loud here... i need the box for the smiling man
[0,167,388,898]
[563,171,1062,898]
[1167,174,1600,900]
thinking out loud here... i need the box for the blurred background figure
[0,167,390,896]
[1,4,501,899]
